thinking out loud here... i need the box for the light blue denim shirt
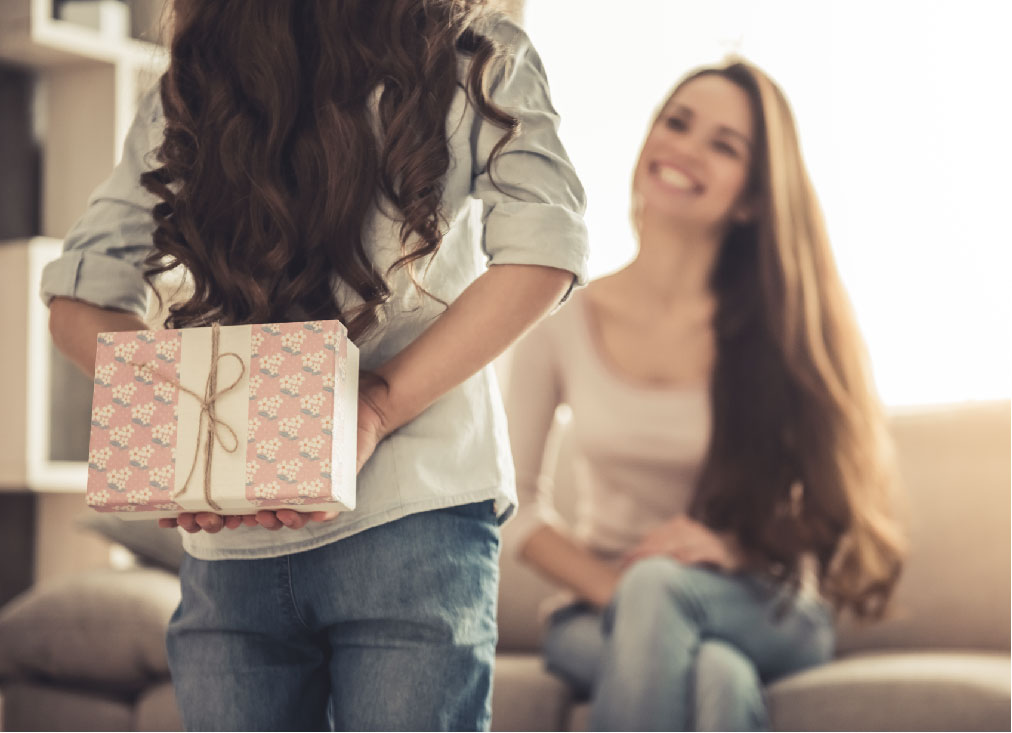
[40,16,589,560]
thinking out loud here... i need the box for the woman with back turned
[44,1,589,729]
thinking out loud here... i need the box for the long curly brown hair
[659,61,907,619]
[140,0,517,341]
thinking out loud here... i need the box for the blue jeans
[543,556,835,731]
[166,500,500,731]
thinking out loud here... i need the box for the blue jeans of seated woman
[543,556,834,732]
[166,500,500,732]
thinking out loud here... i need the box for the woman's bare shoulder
[583,271,637,318]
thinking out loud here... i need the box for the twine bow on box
[131,324,246,512]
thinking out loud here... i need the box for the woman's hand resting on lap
[623,514,743,571]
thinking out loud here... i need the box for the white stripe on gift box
[172,324,252,512]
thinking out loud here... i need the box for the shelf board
[0,16,167,71]
[0,463,89,494]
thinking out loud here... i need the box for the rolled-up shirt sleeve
[39,85,164,317]
[472,20,589,294]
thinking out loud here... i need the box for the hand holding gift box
[86,320,358,518]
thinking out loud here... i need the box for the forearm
[49,297,149,378]
[372,263,572,433]
[521,523,622,609]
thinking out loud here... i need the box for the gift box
[85,320,358,517]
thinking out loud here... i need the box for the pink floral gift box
[86,320,358,518]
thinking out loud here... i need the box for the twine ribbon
[131,324,246,511]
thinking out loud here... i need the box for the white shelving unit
[0,238,89,492]
[0,0,168,495]
[0,0,168,236]
[0,1,166,68]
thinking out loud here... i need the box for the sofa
[1,400,1009,731]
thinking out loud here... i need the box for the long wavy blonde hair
[670,59,907,619]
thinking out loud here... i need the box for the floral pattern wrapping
[246,321,348,508]
[86,320,354,515]
[87,330,183,513]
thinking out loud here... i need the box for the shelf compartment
[0,237,89,492]
[0,1,168,70]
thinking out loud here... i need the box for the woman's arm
[521,525,622,609]
[49,297,149,377]
[504,303,622,610]
[369,263,573,436]
[250,262,578,534]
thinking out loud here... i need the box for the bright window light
[524,0,1011,407]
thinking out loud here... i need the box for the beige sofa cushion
[765,651,1011,731]
[560,653,1011,732]
[491,654,573,732]
[837,401,1010,653]
[0,568,179,693]
[134,681,183,732]
[0,682,133,732]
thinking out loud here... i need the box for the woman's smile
[649,161,704,194]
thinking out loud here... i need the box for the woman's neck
[623,211,724,307]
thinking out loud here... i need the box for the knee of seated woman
[694,640,767,731]
[695,639,760,689]
[613,555,711,609]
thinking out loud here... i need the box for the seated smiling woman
[505,58,906,732]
